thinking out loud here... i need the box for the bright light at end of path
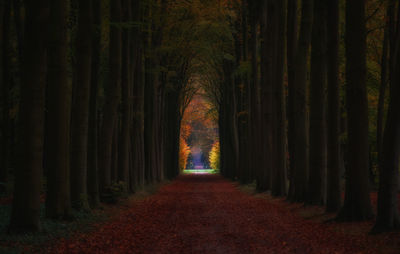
[183,169,216,174]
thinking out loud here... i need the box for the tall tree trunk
[286,0,298,200]
[292,0,313,202]
[272,0,287,197]
[337,0,373,221]
[71,0,93,211]
[307,0,327,205]
[326,0,341,212]
[99,0,122,193]
[118,0,132,188]
[257,1,272,192]
[45,0,72,220]
[0,0,9,190]
[87,0,101,209]
[372,1,400,233]
[9,0,49,232]
[377,4,392,167]
[248,0,260,185]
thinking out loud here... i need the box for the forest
[0,0,399,252]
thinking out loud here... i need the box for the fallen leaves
[45,174,400,254]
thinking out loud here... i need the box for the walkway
[48,174,396,254]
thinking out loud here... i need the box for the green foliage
[101,181,128,204]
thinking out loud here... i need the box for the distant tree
[9,0,49,232]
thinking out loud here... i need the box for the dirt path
[48,174,398,254]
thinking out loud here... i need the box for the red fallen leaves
[46,174,400,254]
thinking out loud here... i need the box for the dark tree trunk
[326,0,341,212]
[247,0,260,185]
[337,0,373,221]
[307,0,327,205]
[0,0,9,189]
[45,0,72,220]
[257,1,272,192]
[292,0,313,202]
[372,1,400,233]
[87,0,101,209]
[377,4,392,166]
[286,0,298,200]
[71,0,93,211]
[9,0,49,232]
[272,0,287,197]
[99,0,122,192]
[118,0,132,188]
[111,121,119,183]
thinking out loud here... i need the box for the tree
[272,0,287,197]
[118,0,132,188]
[291,0,313,202]
[99,0,122,193]
[87,0,101,208]
[45,0,72,219]
[326,0,341,212]
[373,0,400,233]
[9,0,49,232]
[286,0,298,200]
[337,0,373,221]
[307,0,327,205]
[71,0,93,211]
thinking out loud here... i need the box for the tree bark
[337,0,373,221]
[99,0,122,192]
[292,0,313,202]
[326,0,341,212]
[87,0,101,209]
[45,0,72,220]
[372,1,400,233]
[307,0,327,205]
[70,0,93,211]
[118,0,132,188]
[272,0,287,197]
[9,0,49,232]
[286,0,298,200]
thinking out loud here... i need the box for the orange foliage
[179,137,191,170]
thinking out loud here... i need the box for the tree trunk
[286,0,298,200]
[337,0,373,221]
[307,0,327,205]
[0,0,9,190]
[326,0,341,212]
[9,0,49,232]
[372,1,400,233]
[87,0,101,209]
[272,0,287,197]
[70,0,93,211]
[118,0,132,188]
[45,0,72,220]
[292,0,313,202]
[99,0,122,192]
[377,4,392,167]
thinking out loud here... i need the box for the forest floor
[1,174,399,254]
[38,174,399,254]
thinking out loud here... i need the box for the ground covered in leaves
[41,174,399,254]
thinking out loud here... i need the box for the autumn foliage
[209,141,220,170]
